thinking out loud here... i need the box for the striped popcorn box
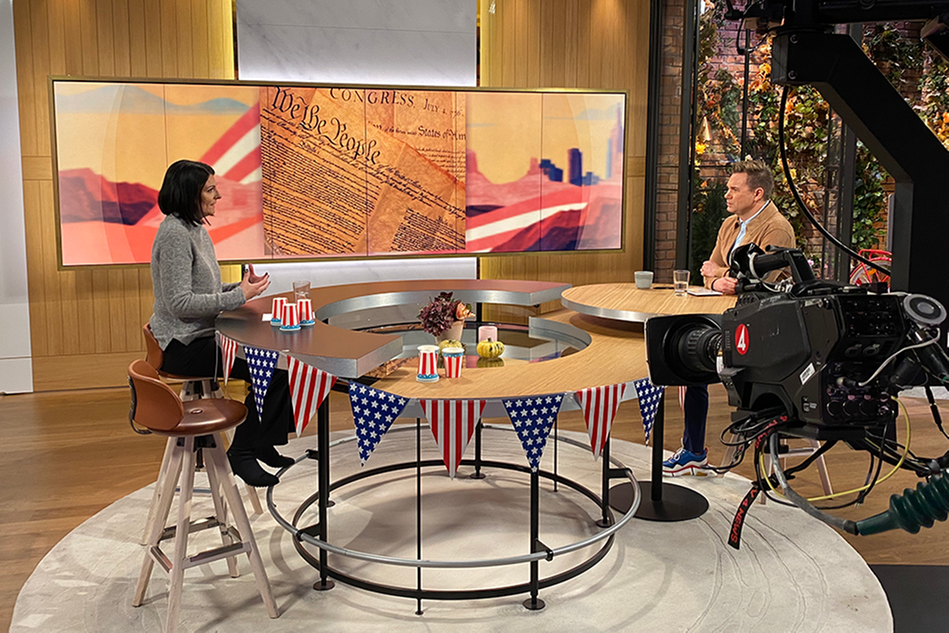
[442,346,465,378]
[416,345,440,382]
[280,302,301,331]
[298,298,315,326]
[271,296,287,326]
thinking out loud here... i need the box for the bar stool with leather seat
[128,360,278,632]
[142,323,263,527]
[143,323,223,401]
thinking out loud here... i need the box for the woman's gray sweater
[149,214,245,349]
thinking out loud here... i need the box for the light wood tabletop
[372,309,649,404]
[561,283,736,323]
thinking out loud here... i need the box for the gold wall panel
[14,0,235,391]
[479,0,650,322]
[16,0,650,389]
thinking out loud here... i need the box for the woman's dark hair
[157,160,215,226]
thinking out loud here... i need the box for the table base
[608,481,710,521]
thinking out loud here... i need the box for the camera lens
[674,325,722,376]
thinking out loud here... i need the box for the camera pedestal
[609,390,709,521]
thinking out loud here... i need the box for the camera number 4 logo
[735,324,750,355]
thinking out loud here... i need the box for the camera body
[645,249,947,441]
[719,289,905,439]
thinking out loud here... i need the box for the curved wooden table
[561,283,736,323]
[560,282,737,522]
[217,279,570,379]
[219,279,653,610]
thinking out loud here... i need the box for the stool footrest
[160,515,222,542]
[184,541,250,570]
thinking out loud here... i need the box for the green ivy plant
[691,18,949,272]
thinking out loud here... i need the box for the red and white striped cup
[280,302,300,331]
[297,298,315,325]
[271,297,287,326]
[417,345,439,382]
[442,346,465,378]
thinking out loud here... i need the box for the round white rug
[11,428,890,632]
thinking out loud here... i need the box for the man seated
[662,158,796,476]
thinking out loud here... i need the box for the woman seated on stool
[149,159,294,487]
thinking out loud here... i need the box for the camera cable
[778,85,891,277]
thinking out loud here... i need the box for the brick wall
[654,0,686,282]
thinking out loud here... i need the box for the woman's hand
[246,263,268,284]
[240,267,270,300]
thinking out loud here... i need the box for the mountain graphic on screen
[55,85,250,114]
[58,168,158,225]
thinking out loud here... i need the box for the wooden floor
[2,383,948,629]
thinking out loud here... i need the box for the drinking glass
[293,280,311,302]
[673,269,690,296]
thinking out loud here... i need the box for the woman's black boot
[255,444,294,468]
[227,447,279,487]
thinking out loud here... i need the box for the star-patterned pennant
[502,394,564,472]
[287,356,338,437]
[574,383,627,460]
[349,383,408,465]
[420,399,486,478]
[634,377,664,444]
[219,334,239,385]
[243,346,280,421]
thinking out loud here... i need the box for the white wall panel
[236,0,478,285]
[0,0,32,393]
[237,0,476,86]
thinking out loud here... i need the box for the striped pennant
[419,399,486,478]
[287,356,338,437]
[219,334,239,385]
[574,383,627,460]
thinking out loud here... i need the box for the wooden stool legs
[133,433,278,632]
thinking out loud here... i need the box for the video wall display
[51,79,627,266]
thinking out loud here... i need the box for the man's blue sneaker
[662,447,710,476]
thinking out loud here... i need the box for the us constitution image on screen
[51,78,626,266]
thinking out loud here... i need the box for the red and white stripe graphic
[574,383,627,460]
[420,399,486,478]
[200,105,262,185]
[220,334,239,385]
[287,356,338,437]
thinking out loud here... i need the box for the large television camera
[645,245,949,536]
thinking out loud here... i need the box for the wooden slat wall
[478,0,650,319]
[13,0,235,391]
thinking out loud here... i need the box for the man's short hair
[731,159,774,199]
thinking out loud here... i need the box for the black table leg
[313,397,335,590]
[609,391,708,521]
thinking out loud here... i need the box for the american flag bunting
[502,394,565,472]
[420,399,486,478]
[244,346,280,421]
[287,356,338,437]
[219,334,238,385]
[349,383,408,465]
[634,377,664,444]
[574,383,626,460]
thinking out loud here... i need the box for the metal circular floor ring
[266,425,640,571]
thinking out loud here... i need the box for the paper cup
[280,302,300,331]
[417,345,440,382]
[298,298,315,325]
[442,346,464,378]
[271,297,287,326]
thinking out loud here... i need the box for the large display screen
[51,79,627,266]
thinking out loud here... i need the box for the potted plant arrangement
[418,291,472,346]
